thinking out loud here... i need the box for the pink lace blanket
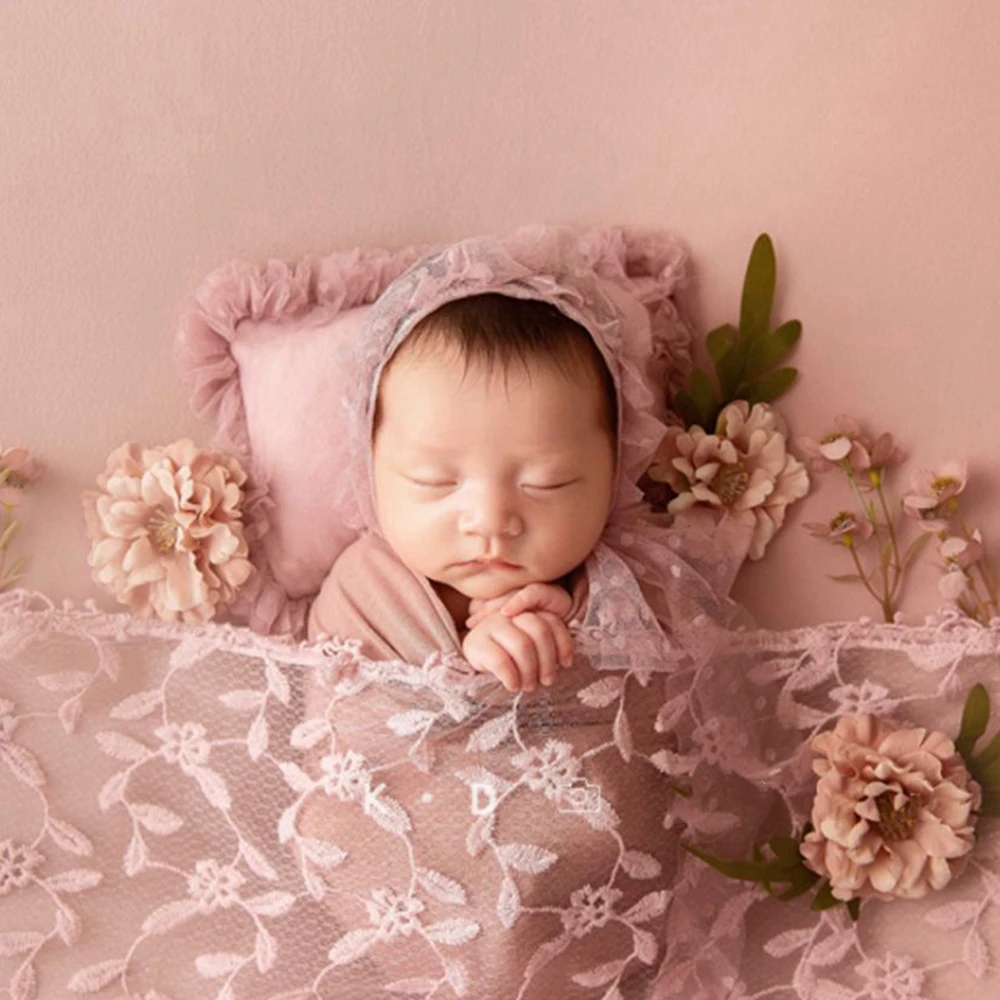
[2,589,999,1000]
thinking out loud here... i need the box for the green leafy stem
[674,234,802,431]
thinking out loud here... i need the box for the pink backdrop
[3,1,999,628]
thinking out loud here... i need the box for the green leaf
[809,881,840,912]
[740,234,776,343]
[773,868,820,901]
[956,683,990,760]
[0,518,19,551]
[706,324,737,367]
[682,844,796,883]
[689,368,719,428]
[978,791,1000,816]
[739,367,798,406]
[974,728,1000,770]
[673,389,701,429]
[847,898,861,922]
[744,320,802,379]
[767,836,805,867]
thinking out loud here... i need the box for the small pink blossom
[365,887,426,940]
[81,439,254,622]
[648,401,809,560]
[937,533,983,601]
[0,840,44,894]
[0,446,44,507]
[797,414,867,474]
[560,884,623,937]
[186,859,245,913]
[803,511,875,547]
[901,461,967,532]
[800,714,980,902]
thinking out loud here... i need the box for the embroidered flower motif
[156,721,211,774]
[854,953,925,999]
[0,840,44,894]
[647,401,809,560]
[800,715,980,901]
[319,749,371,801]
[511,740,583,802]
[901,461,967,533]
[186,859,246,913]
[829,680,899,717]
[364,887,425,940]
[560,884,623,937]
[81,438,254,622]
[691,716,745,770]
[0,446,44,506]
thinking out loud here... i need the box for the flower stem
[0,505,15,592]
[875,482,904,602]
[846,541,895,622]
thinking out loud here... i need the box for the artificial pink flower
[81,439,254,623]
[901,462,967,532]
[800,714,980,902]
[937,533,983,601]
[647,401,809,560]
[0,446,44,507]
[796,414,869,474]
[803,511,875,547]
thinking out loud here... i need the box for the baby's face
[372,349,616,600]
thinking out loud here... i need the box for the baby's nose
[459,496,523,537]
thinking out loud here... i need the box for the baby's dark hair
[380,293,618,440]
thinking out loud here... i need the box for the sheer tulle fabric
[4,592,1000,999]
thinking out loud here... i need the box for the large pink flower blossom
[800,714,980,902]
[648,401,809,560]
[81,439,254,622]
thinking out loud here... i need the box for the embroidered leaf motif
[98,770,128,811]
[247,714,268,760]
[55,902,80,945]
[623,890,669,924]
[255,926,277,973]
[132,803,184,836]
[10,961,36,1000]
[327,928,379,967]
[47,817,94,856]
[415,866,468,905]
[810,980,856,1000]
[265,660,290,704]
[763,928,813,958]
[466,711,515,753]
[58,697,83,734]
[66,958,127,994]
[96,732,150,762]
[423,918,480,945]
[277,805,298,844]
[522,934,572,983]
[633,926,658,964]
[290,717,330,749]
[44,869,103,894]
[386,709,437,735]
[109,688,163,720]
[582,795,620,831]
[653,693,688,733]
[496,842,558,875]
[0,932,45,957]
[193,766,231,811]
[385,978,445,995]
[279,762,314,793]
[807,928,856,967]
[244,892,295,917]
[924,900,981,930]
[300,837,348,869]
[366,793,412,835]
[572,959,626,987]
[240,840,278,881]
[1,743,45,787]
[964,927,988,979]
[218,690,265,712]
[194,953,244,979]
[620,850,662,880]
[36,670,91,692]
[578,677,623,708]
[442,958,470,995]
[465,812,494,856]
[497,875,520,929]
[124,833,148,876]
[613,709,633,762]
[141,899,199,935]
[649,749,698,776]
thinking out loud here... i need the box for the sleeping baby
[307,291,618,693]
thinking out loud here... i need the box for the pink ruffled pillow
[176,228,693,636]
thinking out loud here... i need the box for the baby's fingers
[471,642,521,692]
[501,582,572,620]
[537,611,574,668]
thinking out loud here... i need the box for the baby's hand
[461,609,574,693]
[465,582,574,630]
